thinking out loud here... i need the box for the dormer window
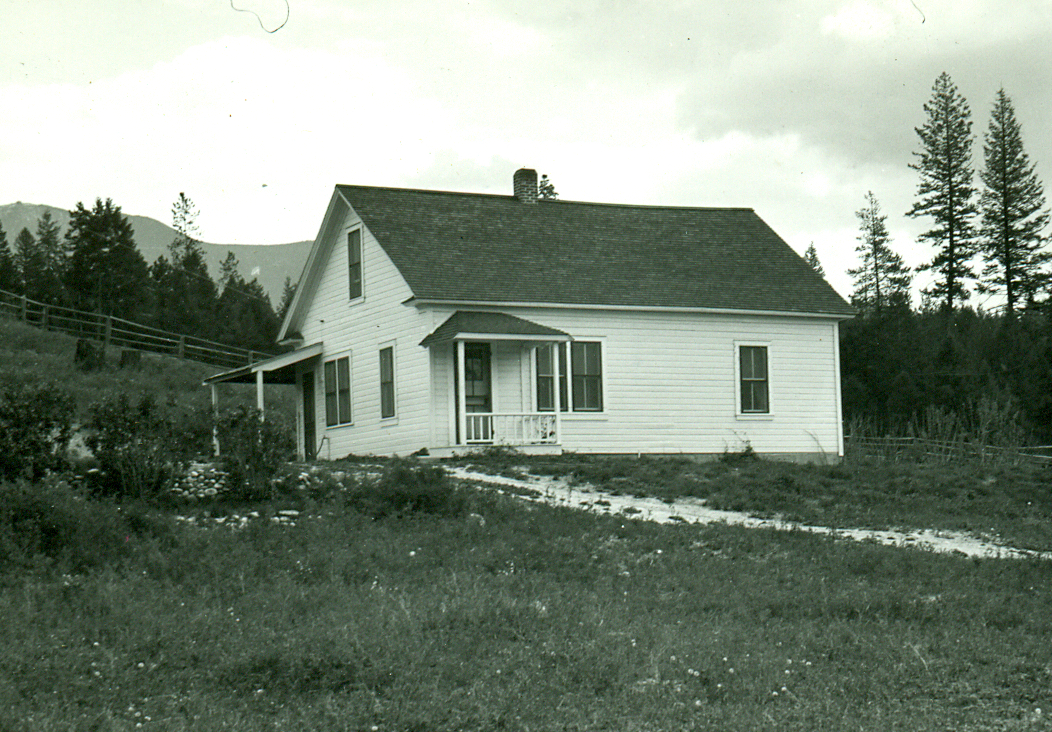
[348,229,362,300]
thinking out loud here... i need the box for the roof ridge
[334,183,755,213]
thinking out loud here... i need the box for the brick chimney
[513,168,538,204]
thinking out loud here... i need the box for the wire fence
[846,435,1052,466]
[0,289,276,370]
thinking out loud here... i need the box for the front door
[464,343,492,413]
[302,371,316,460]
[455,343,492,443]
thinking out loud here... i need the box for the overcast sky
[2,0,1050,303]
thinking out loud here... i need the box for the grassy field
[454,450,1052,553]
[3,462,1052,731]
[0,316,294,422]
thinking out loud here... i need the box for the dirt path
[449,467,1052,561]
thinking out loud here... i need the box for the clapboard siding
[296,207,432,458]
[422,305,842,458]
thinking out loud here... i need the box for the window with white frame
[379,346,396,419]
[738,345,769,414]
[348,229,362,301]
[324,355,352,426]
[537,341,603,412]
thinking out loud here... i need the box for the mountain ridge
[0,202,312,304]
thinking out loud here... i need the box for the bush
[85,392,212,500]
[0,477,131,574]
[215,406,295,501]
[0,380,74,480]
[344,461,467,518]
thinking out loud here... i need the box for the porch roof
[420,310,571,347]
[203,342,323,385]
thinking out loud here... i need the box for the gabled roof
[333,185,853,317]
[420,311,571,347]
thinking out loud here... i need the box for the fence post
[104,316,112,349]
[41,305,49,330]
[178,335,186,360]
[248,350,255,365]
[20,295,27,322]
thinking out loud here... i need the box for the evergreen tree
[277,275,297,322]
[0,222,19,293]
[977,89,1051,315]
[65,198,150,319]
[907,72,979,312]
[215,251,279,350]
[152,193,218,336]
[14,227,45,299]
[538,174,558,200]
[34,211,69,305]
[849,192,912,315]
[804,243,825,277]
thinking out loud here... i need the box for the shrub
[0,380,74,480]
[215,406,295,501]
[85,392,211,500]
[344,460,467,518]
[0,477,131,574]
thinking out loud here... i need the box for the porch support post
[457,339,467,446]
[210,383,220,457]
[256,369,265,420]
[552,341,562,444]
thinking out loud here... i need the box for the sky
[1,0,1050,304]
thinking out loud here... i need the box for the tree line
[812,73,1052,441]
[0,194,297,353]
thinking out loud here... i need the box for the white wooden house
[206,169,854,462]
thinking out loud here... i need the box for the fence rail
[847,435,1052,466]
[0,289,276,370]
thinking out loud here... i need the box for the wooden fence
[847,435,1052,466]
[0,289,275,370]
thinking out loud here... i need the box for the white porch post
[210,383,220,457]
[456,339,467,446]
[552,341,562,444]
[256,369,265,420]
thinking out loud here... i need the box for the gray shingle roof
[335,185,854,317]
[420,311,571,347]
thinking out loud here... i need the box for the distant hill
[0,202,313,305]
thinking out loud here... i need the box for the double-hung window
[324,356,352,426]
[348,229,362,300]
[537,341,603,412]
[379,346,396,419]
[738,345,769,414]
[571,341,603,411]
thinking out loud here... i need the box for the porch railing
[464,412,559,445]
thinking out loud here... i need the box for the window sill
[735,413,774,421]
[325,422,354,430]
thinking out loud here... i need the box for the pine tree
[152,193,218,336]
[804,243,825,277]
[277,275,297,322]
[34,211,69,305]
[977,89,1051,315]
[14,227,45,299]
[849,192,912,315]
[538,174,558,200]
[214,252,278,350]
[65,198,150,319]
[0,222,19,293]
[907,72,979,312]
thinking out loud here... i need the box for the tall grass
[2,477,1051,730]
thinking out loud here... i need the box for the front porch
[421,310,571,454]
